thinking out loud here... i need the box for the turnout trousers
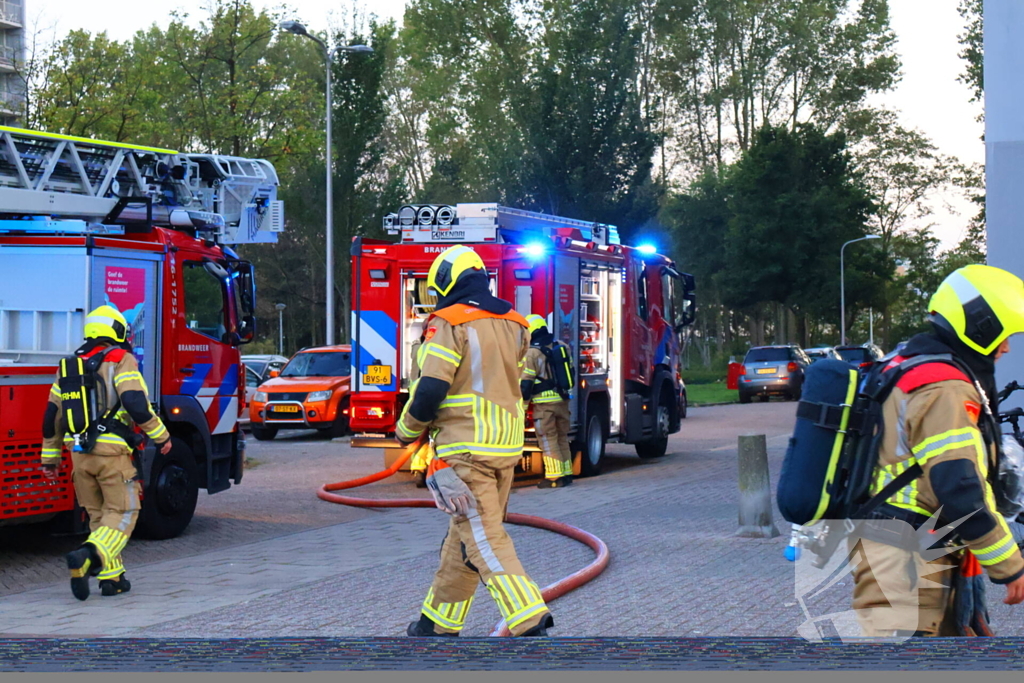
[420,453,551,636]
[850,538,958,637]
[533,401,572,480]
[71,451,140,581]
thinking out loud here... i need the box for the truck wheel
[251,425,278,441]
[636,401,671,460]
[323,413,349,439]
[576,409,606,477]
[134,437,199,540]
[328,401,350,439]
[739,390,752,404]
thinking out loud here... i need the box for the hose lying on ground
[318,442,610,637]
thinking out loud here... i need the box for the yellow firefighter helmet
[928,264,1024,356]
[526,314,548,334]
[84,305,129,343]
[427,245,485,298]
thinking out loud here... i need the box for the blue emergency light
[522,242,548,259]
[636,244,657,255]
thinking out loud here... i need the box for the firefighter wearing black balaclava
[396,245,554,638]
[851,265,1024,637]
[40,305,172,600]
[521,314,573,488]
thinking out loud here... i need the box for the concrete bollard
[736,434,780,538]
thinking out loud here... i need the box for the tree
[958,0,983,106]
[243,19,406,348]
[398,0,661,233]
[719,124,875,343]
[652,0,901,175]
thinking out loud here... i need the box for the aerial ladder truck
[0,126,283,538]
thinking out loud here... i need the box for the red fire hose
[318,442,610,637]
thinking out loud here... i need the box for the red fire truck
[347,203,696,476]
[0,127,284,538]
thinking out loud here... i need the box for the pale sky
[32,0,980,249]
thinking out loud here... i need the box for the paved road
[3,401,1024,638]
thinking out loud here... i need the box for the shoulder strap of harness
[430,305,529,329]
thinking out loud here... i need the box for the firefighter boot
[407,613,458,637]
[100,574,131,597]
[537,476,572,489]
[65,544,101,601]
[519,615,555,637]
[413,470,427,488]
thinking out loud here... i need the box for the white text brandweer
[179,344,210,352]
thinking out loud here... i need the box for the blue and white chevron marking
[353,310,398,392]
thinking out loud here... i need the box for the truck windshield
[281,352,351,378]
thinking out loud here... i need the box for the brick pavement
[4,401,1024,638]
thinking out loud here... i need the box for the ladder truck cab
[348,203,696,477]
[0,127,284,538]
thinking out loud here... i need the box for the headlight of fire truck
[307,390,333,402]
[255,391,268,402]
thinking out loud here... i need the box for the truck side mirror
[237,314,256,344]
[268,369,281,378]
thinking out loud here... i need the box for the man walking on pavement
[396,245,555,638]
[850,265,1024,636]
[40,305,172,600]
[521,314,574,488]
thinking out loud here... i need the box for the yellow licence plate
[272,405,300,413]
[756,367,777,375]
[363,365,393,385]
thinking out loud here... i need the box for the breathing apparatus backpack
[535,341,575,400]
[776,353,986,564]
[57,347,143,453]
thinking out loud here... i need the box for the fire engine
[0,126,283,539]
[347,203,696,476]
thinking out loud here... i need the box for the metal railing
[0,46,17,68]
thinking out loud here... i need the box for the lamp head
[279,21,308,36]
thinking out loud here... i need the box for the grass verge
[686,383,737,406]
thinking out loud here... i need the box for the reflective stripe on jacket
[397,305,529,461]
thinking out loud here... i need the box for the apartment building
[0,0,24,125]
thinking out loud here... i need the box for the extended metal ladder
[0,126,284,244]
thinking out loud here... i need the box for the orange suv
[249,345,352,441]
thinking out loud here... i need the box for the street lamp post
[275,303,287,355]
[279,21,372,346]
[840,235,882,346]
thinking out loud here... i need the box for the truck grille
[268,392,308,402]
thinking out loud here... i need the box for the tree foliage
[28,0,982,360]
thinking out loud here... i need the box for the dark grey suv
[738,345,810,403]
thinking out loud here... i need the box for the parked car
[804,346,841,363]
[241,354,289,381]
[834,343,884,369]
[239,354,289,428]
[738,345,810,403]
[248,345,352,441]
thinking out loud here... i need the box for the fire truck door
[553,254,580,424]
[89,251,162,394]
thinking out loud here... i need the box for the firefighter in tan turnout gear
[852,265,1024,637]
[39,305,172,600]
[397,245,554,637]
[521,314,574,488]
[408,322,434,488]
